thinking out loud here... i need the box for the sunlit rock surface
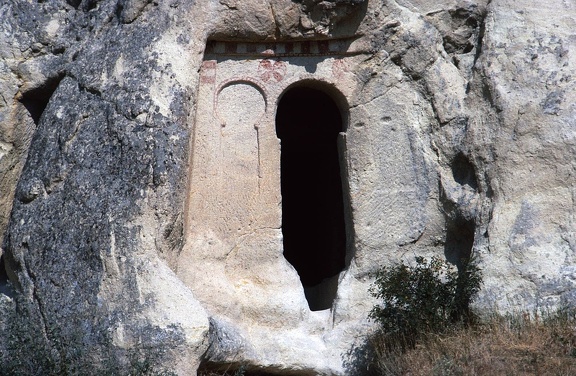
[1,0,575,374]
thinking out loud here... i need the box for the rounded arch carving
[276,79,349,132]
[215,79,268,127]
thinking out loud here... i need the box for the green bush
[369,255,482,351]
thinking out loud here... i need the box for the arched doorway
[275,84,347,311]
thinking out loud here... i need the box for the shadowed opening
[0,256,7,284]
[276,85,347,311]
[444,218,475,268]
[19,74,64,125]
[445,153,477,269]
[451,153,478,190]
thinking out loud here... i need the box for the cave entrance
[275,84,347,311]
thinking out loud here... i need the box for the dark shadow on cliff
[0,255,14,298]
[18,74,64,125]
[342,333,381,376]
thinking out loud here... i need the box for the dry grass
[371,310,576,376]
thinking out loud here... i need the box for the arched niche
[275,81,350,311]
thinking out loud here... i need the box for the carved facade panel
[178,38,368,318]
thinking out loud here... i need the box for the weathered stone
[1,0,575,374]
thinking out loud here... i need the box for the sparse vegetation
[365,255,576,375]
[369,255,482,352]
[368,308,576,375]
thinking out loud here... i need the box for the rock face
[1,0,575,374]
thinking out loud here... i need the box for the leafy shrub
[369,255,482,351]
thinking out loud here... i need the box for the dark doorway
[276,85,347,311]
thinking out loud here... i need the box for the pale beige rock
[468,0,576,310]
[2,0,576,374]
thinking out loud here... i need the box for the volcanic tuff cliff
[0,0,575,374]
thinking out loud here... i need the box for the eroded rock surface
[1,0,575,374]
